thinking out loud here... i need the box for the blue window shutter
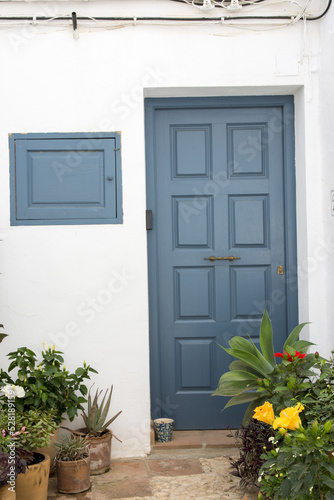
[9,133,122,225]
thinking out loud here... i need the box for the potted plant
[70,385,122,474]
[55,435,90,494]
[0,343,97,461]
[0,427,33,500]
[0,407,58,500]
[0,343,97,425]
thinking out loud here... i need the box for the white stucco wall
[318,8,334,354]
[0,0,333,457]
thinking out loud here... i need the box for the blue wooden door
[146,97,297,429]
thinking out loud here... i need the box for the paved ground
[47,448,259,500]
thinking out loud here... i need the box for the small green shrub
[258,420,334,500]
[0,408,58,451]
[0,344,97,424]
[55,435,89,462]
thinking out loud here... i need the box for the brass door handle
[204,255,241,262]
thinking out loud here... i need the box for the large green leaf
[228,360,263,378]
[229,333,276,374]
[222,391,260,409]
[218,370,260,383]
[284,322,309,350]
[228,336,259,356]
[228,335,274,370]
[226,349,274,377]
[259,308,276,367]
[212,380,259,396]
[290,340,315,351]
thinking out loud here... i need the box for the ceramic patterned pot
[153,418,174,443]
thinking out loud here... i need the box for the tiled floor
[47,431,257,500]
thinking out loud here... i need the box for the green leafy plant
[82,385,122,437]
[227,352,334,492]
[55,435,89,462]
[212,310,312,423]
[229,419,276,489]
[258,420,334,500]
[0,408,58,451]
[253,350,334,432]
[0,324,7,345]
[0,344,97,424]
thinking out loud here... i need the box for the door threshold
[152,430,237,450]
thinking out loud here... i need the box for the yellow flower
[273,403,304,430]
[253,402,275,425]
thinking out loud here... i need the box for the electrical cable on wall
[0,0,330,30]
[171,0,331,18]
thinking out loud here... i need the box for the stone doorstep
[152,430,236,450]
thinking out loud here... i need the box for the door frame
[145,95,298,421]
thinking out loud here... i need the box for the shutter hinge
[146,210,153,230]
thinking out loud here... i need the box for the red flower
[275,350,293,361]
[274,350,306,362]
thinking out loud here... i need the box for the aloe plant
[82,385,122,437]
[212,309,312,424]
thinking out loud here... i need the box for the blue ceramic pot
[153,418,174,443]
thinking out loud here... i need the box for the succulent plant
[82,385,121,437]
[55,435,89,462]
[0,448,33,486]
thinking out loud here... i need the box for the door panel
[146,99,297,429]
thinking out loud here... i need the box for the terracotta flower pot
[15,453,50,500]
[56,456,90,494]
[73,428,112,475]
[0,486,16,500]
